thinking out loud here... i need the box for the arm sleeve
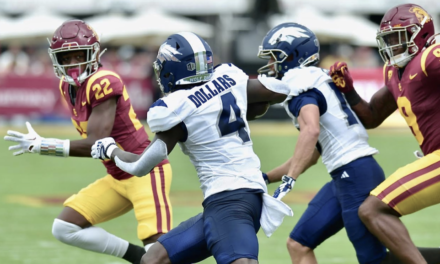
[287,89,327,117]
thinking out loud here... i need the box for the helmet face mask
[154,32,214,94]
[377,4,434,68]
[48,20,103,86]
[49,43,100,86]
[258,22,320,79]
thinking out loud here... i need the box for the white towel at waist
[260,193,294,237]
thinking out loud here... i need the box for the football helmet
[48,20,104,86]
[376,4,435,68]
[153,32,214,94]
[258,22,320,79]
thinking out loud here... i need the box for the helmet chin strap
[67,68,82,87]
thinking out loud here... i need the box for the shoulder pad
[148,91,195,133]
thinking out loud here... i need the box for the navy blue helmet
[258,22,320,78]
[153,32,214,94]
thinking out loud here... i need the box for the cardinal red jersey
[384,43,440,155]
[59,68,169,180]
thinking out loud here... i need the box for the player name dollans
[188,75,237,108]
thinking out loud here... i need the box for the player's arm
[247,78,287,104]
[329,61,397,128]
[348,87,397,128]
[266,149,320,183]
[4,98,117,158]
[286,105,320,180]
[69,97,117,157]
[92,125,183,177]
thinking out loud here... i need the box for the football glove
[273,175,295,201]
[4,122,42,156]
[329,61,354,93]
[91,137,117,160]
[414,150,424,159]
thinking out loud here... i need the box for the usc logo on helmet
[410,7,431,24]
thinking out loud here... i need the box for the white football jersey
[148,64,266,199]
[282,66,378,173]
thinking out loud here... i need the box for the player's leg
[334,156,387,264]
[288,181,344,264]
[359,150,440,264]
[141,213,211,264]
[202,188,264,264]
[53,175,145,264]
[125,164,173,251]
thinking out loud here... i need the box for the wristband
[344,90,362,106]
[40,138,70,157]
[105,144,117,159]
[262,172,270,185]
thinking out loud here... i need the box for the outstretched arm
[4,97,118,158]
[247,78,287,104]
[266,149,320,183]
[93,124,184,176]
[329,61,397,128]
[346,87,397,129]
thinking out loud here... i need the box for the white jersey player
[91,32,292,264]
[257,23,395,264]
[282,66,378,173]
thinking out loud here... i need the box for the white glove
[91,137,118,160]
[414,150,424,159]
[273,175,295,201]
[4,122,42,156]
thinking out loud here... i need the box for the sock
[380,247,440,264]
[122,243,146,264]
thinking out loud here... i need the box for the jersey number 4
[217,92,251,142]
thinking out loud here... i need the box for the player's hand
[91,137,117,160]
[273,175,295,201]
[329,61,354,93]
[4,122,42,156]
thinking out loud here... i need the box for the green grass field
[0,122,439,264]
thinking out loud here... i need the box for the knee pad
[52,218,82,244]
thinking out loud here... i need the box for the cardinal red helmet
[376,4,435,68]
[48,20,103,86]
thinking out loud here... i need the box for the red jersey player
[4,20,172,264]
[330,4,440,263]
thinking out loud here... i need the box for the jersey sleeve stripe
[149,167,163,233]
[421,43,440,77]
[85,70,123,104]
[122,86,129,101]
[158,165,172,232]
[376,160,440,199]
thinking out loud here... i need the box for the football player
[329,3,440,263]
[91,32,293,264]
[4,20,172,264]
[259,22,440,264]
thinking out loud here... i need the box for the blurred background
[2,0,439,124]
[1,1,440,264]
